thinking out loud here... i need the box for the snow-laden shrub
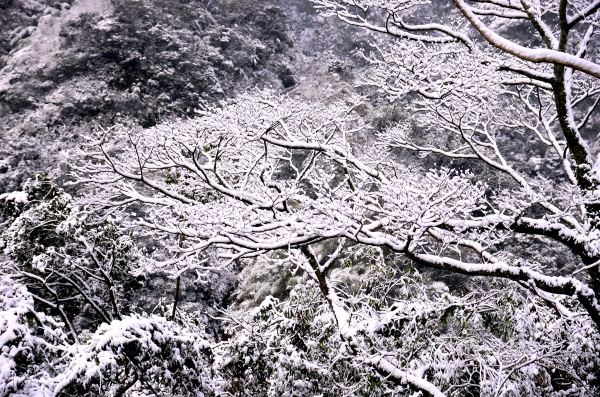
[0,277,68,397]
[54,314,216,397]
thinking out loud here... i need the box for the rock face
[0,0,295,192]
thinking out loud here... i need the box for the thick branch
[405,250,600,328]
[454,0,600,79]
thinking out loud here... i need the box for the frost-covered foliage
[0,177,221,396]
[221,255,600,396]
[54,314,216,397]
[219,291,341,397]
[0,176,143,341]
[0,276,68,397]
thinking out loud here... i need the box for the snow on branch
[73,90,600,353]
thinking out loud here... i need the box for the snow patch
[0,191,28,204]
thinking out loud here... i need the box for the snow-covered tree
[307,1,600,298]
[0,176,217,395]
[71,74,600,394]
